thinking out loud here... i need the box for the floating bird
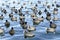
[2,9,7,14]
[53,16,59,21]
[50,21,57,29]
[47,5,50,9]
[56,4,60,8]
[0,28,4,36]
[27,26,36,32]
[19,14,25,20]
[11,17,17,21]
[46,16,51,21]
[24,31,35,38]
[9,27,15,36]
[38,16,44,22]
[44,8,47,12]
[0,14,4,20]
[46,12,51,21]
[20,18,25,22]
[33,19,40,25]
[53,8,58,15]
[38,10,42,15]
[21,22,27,29]
[31,13,37,19]
[5,20,10,28]
[11,7,15,12]
[14,9,18,13]
[18,8,21,13]
[19,13,23,16]
[9,12,13,18]
[46,12,51,16]
[46,27,56,34]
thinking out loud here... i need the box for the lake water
[0,0,60,40]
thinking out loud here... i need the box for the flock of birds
[0,0,60,39]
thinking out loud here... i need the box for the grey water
[0,0,60,40]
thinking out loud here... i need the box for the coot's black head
[47,12,51,16]
[44,8,47,12]
[33,19,35,21]
[11,27,13,29]
[23,14,25,16]
[35,4,38,7]
[25,22,27,24]
[21,6,23,8]
[41,16,43,18]
[6,20,8,22]
[50,21,52,24]
[1,14,3,16]
[20,19,22,21]
[52,4,54,6]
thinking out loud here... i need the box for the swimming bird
[38,16,44,22]
[46,27,56,34]
[33,19,40,25]
[31,13,37,19]
[19,14,25,21]
[9,12,13,18]
[27,26,36,32]
[2,9,7,14]
[44,8,47,12]
[47,5,50,9]
[24,31,35,38]
[0,28,4,36]
[0,14,4,20]
[5,20,10,28]
[38,10,42,15]
[46,12,51,21]
[53,16,59,21]
[56,4,60,8]
[21,22,27,29]
[11,17,17,21]
[9,27,15,36]
[53,8,58,15]
[50,21,57,29]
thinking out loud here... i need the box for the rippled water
[0,0,60,40]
